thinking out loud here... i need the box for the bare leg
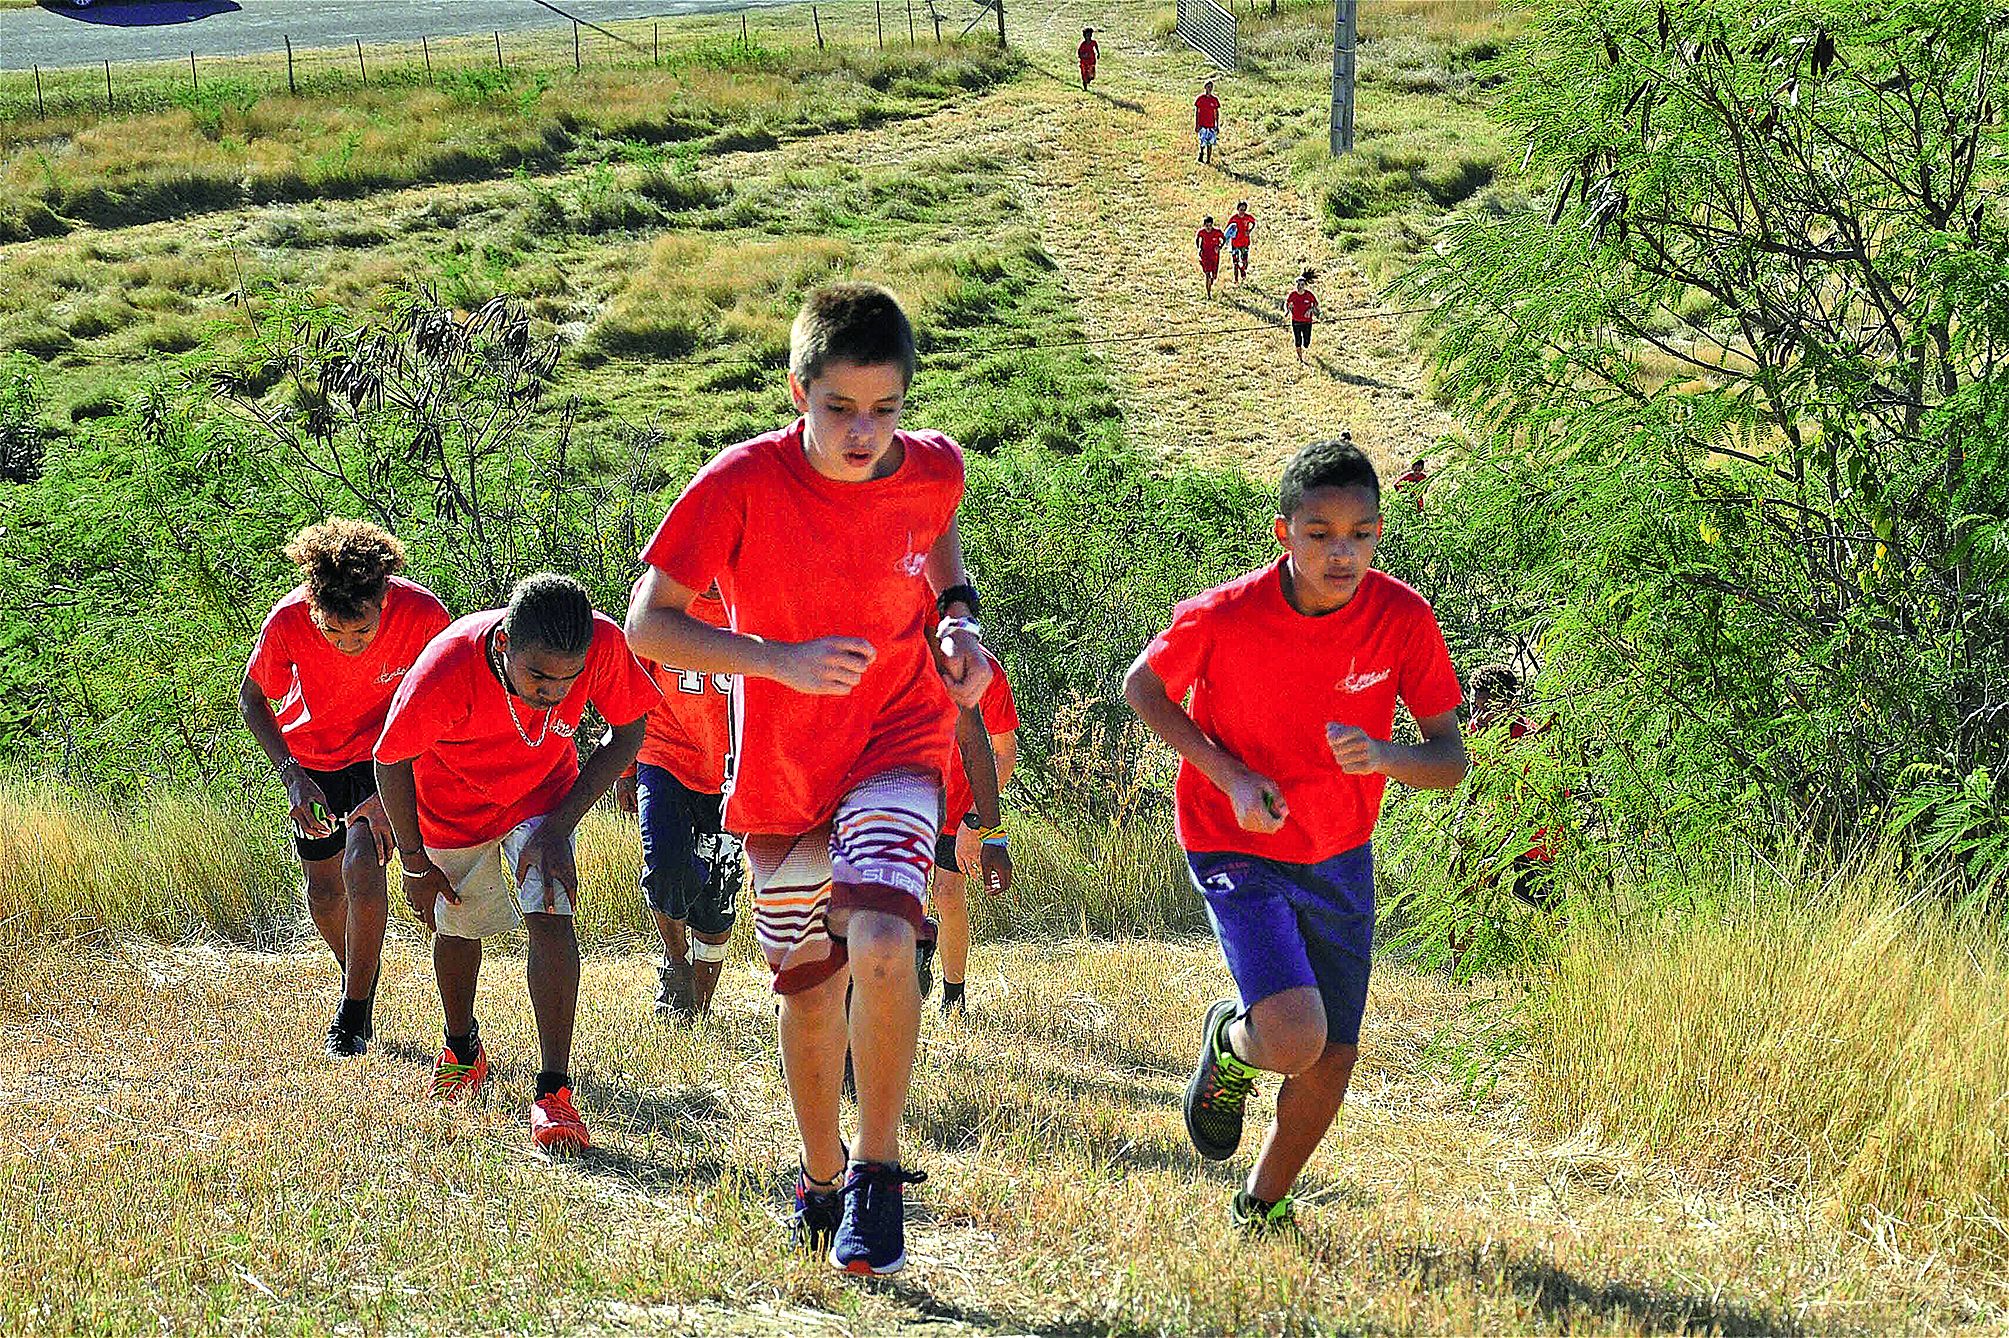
[301,856,347,970]
[1248,1042,1358,1203]
[434,933,482,1036]
[524,912,580,1076]
[339,827,387,1001]
[835,906,920,1165]
[692,929,731,1012]
[932,869,970,987]
[780,965,852,1182]
[653,910,690,964]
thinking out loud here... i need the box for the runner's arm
[239,672,331,837]
[542,718,646,840]
[991,729,1018,793]
[956,706,1003,832]
[924,518,992,707]
[627,566,873,695]
[1123,653,1286,832]
[1328,710,1468,790]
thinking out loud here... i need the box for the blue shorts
[1188,843,1374,1046]
[637,763,742,937]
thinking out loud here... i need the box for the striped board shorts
[743,767,939,996]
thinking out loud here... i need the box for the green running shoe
[1230,1188,1296,1235]
[1184,998,1258,1161]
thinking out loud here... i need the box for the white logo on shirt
[551,718,577,739]
[1337,658,1391,694]
[895,530,927,578]
[373,666,410,685]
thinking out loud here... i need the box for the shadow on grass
[1027,59,1146,113]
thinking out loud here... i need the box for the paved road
[0,0,798,71]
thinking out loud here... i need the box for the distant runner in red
[1078,28,1099,90]
[1285,270,1322,364]
[240,518,451,1060]
[375,573,659,1152]
[1195,79,1221,164]
[1197,216,1228,298]
[1225,201,1256,283]
[1394,456,1428,510]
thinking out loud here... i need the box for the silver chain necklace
[489,629,554,748]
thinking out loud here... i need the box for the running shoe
[1230,1188,1297,1235]
[432,1041,489,1101]
[655,959,695,1020]
[915,916,938,1001]
[324,1016,368,1058]
[792,1169,845,1255]
[1184,998,1259,1161]
[830,1161,927,1275]
[530,1087,591,1151]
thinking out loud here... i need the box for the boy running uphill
[375,574,659,1151]
[1197,217,1227,299]
[1285,272,1321,365]
[1225,202,1256,284]
[1078,28,1099,90]
[614,584,744,1019]
[240,519,450,1058]
[626,282,992,1276]
[1123,438,1468,1232]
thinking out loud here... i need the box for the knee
[931,877,967,916]
[1244,996,1328,1075]
[303,869,345,910]
[843,910,915,976]
[341,848,386,896]
[523,913,577,947]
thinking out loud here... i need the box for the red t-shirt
[1078,39,1098,65]
[1195,93,1219,129]
[1287,289,1319,322]
[373,610,661,849]
[1226,212,1255,248]
[940,649,1019,834]
[637,587,734,794]
[1145,562,1462,863]
[246,575,452,772]
[641,418,964,835]
[1197,227,1226,264]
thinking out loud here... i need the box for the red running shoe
[531,1087,591,1151]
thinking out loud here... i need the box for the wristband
[937,614,983,641]
[935,583,981,620]
[399,854,434,876]
[982,833,1009,849]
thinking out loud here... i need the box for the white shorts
[743,768,938,996]
[426,816,575,941]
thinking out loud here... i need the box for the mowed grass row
[0,26,1016,242]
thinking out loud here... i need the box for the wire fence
[0,0,1003,124]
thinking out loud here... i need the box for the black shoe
[792,1166,845,1255]
[655,960,694,1019]
[1184,999,1258,1161]
[915,916,938,1001]
[325,1016,368,1058]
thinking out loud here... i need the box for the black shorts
[1509,855,1559,910]
[638,763,743,936]
[934,829,963,876]
[1292,320,1313,349]
[294,760,377,862]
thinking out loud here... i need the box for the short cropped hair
[1279,438,1380,517]
[283,518,405,623]
[1470,664,1520,703]
[504,573,595,657]
[789,282,916,388]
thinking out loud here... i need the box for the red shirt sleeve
[1398,606,1464,721]
[980,657,1019,734]
[1143,596,1214,701]
[589,621,665,729]
[373,643,472,766]
[641,450,748,595]
[245,607,294,699]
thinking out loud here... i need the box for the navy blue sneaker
[829,1161,927,1275]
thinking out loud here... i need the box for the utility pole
[1330,0,1356,156]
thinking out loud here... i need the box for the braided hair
[503,573,595,657]
[282,518,405,623]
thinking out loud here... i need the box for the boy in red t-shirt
[626,283,993,1276]
[375,574,659,1152]
[1285,270,1321,364]
[922,649,1017,1013]
[240,518,451,1059]
[1225,201,1256,283]
[1124,437,1468,1233]
[1196,216,1227,298]
[1195,78,1220,163]
[1078,28,1099,90]
[614,584,743,1019]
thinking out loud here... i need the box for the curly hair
[1469,664,1520,704]
[282,518,406,623]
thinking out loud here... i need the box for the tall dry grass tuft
[1530,855,2009,1263]
[0,776,299,949]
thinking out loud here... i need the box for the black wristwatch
[936,583,982,619]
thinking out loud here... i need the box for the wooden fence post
[812,5,823,50]
[654,22,661,64]
[189,51,198,93]
[996,0,1005,48]
[495,31,505,72]
[573,19,581,72]
[422,35,433,84]
[906,0,915,45]
[356,38,367,84]
[32,66,43,118]
[876,0,884,49]
[741,12,749,48]
[103,59,112,114]
[933,8,943,43]
[285,36,296,94]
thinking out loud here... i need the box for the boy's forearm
[924,521,976,616]
[956,706,1003,829]
[238,678,297,776]
[1123,661,1244,793]
[628,599,778,680]
[373,760,427,863]
[546,720,646,836]
[1376,733,1469,791]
